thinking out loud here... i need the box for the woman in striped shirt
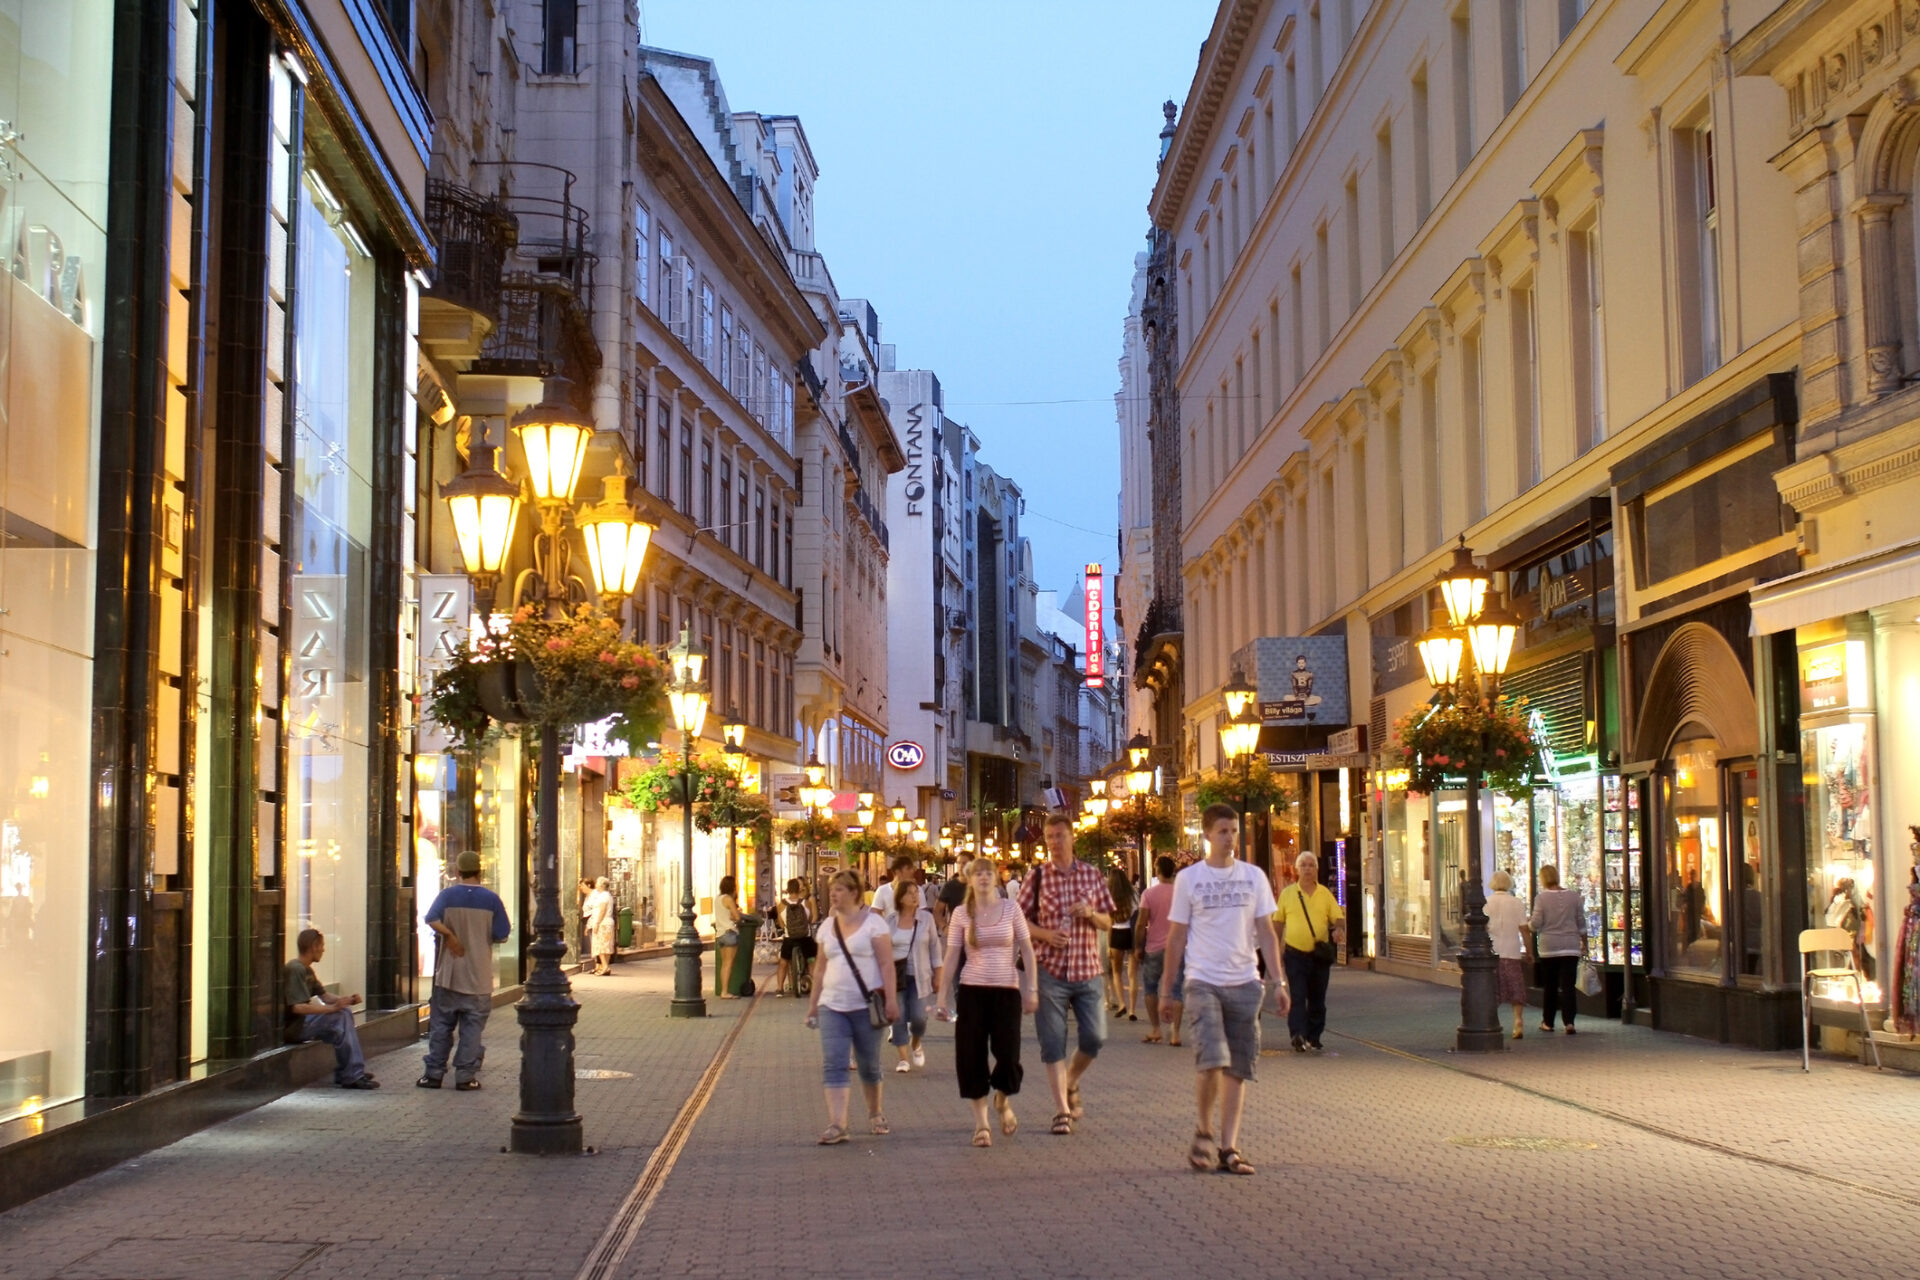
[933,858,1038,1147]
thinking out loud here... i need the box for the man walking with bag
[1159,804,1286,1174]
[1019,811,1115,1135]
[1272,850,1344,1052]
[417,850,512,1090]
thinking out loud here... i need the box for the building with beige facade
[1142,0,1883,1049]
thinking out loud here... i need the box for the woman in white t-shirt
[806,869,899,1144]
[1485,870,1531,1040]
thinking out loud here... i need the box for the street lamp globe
[858,804,876,827]
[1086,793,1109,819]
[576,467,654,602]
[1089,777,1107,799]
[1436,536,1491,629]
[1222,669,1258,721]
[511,382,595,506]
[438,421,522,591]
[722,712,747,752]
[665,627,709,738]
[803,753,827,790]
[1126,732,1152,772]
[1467,596,1521,680]
[890,799,908,825]
[1416,627,1466,691]
[1220,705,1262,763]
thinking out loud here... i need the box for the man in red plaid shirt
[1019,812,1115,1135]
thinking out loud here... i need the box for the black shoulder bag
[833,917,889,1028]
[1297,886,1338,965]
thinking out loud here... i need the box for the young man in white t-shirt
[1160,802,1288,1176]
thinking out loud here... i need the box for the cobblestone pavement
[3,964,1917,1279]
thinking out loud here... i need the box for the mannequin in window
[1893,829,1920,1036]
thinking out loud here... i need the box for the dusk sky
[641,1,1215,610]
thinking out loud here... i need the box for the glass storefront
[1799,633,1881,1004]
[1601,776,1643,967]
[1529,776,1604,959]
[0,0,113,1117]
[1383,785,1429,942]
[1664,730,1725,977]
[284,161,377,1003]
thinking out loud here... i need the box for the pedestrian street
[0,958,1911,1280]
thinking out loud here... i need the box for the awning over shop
[1749,538,1920,635]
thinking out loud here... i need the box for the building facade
[1148,0,1818,1046]
[1,0,433,1141]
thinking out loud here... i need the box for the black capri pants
[954,984,1024,1100]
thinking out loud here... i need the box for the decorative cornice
[1148,0,1265,229]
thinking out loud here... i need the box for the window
[1664,730,1727,978]
[1451,4,1474,172]
[1262,99,1277,192]
[754,485,766,568]
[1383,403,1405,571]
[683,258,697,350]
[1419,368,1441,549]
[737,479,749,553]
[1250,330,1264,436]
[732,324,752,404]
[1571,220,1606,450]
[752,345,768,424]
[634,203,650,311]
[1289,264,1306,387]
[1309,4,1324,95]
[1284,57,1300,151]
[1376,121,1395,266]
[754,639,768,726]
[1268,299,1283,403]
[633,392,648,479]
[1674,120,1722,382]
[698,281,716,366]
[542,0,576,74]
[1344,176,1362,314]
[1314,222,1331,354]
[719,457,733,551]
[1411,67,1433,223]
[1500,0,1527,112]
[719,623,733,716]
[785,514,794,588]
[1512,281,1542,489]
[1461,325,1485,522]
[657,228,674,317]
[1233,357,1246,456]
[769,498,781,581]
[719,305,734,388]
[679,424,693,516]
[655,401,671,500]
[1559,0,1593,41]
[700,439,713,530]
[1228,177,1241,260]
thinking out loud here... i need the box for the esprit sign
[887,741,926,770]
[1084,563,1104,688]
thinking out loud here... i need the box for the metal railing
[423,179,516,321]
[473,271,601,407]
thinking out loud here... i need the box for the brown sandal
[1188,1130,1216,1170]
[1218,1147,1256,1175]
[994,1093,1019,1136]
[1142,1032,1163,1044]
[818,1124,848,1145]
[1050,1113,1074,1136]
[972,1126,993,1147]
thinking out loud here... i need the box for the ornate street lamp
[1419,539,1520,1053]
[1222,668,1258,721]
[667,627,711,1019]
[439,420,521,608]
[1124,734,1155,877]
[1220,704,1263,861]
[439,384,655,1156]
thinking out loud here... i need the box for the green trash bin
[725,916,761,995]
[616,907,634,949]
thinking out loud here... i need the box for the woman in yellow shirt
[1272,852,1345,1051]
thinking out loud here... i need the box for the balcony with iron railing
[467,161,600,408]
[422,179,516,323]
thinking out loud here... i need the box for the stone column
[1858,195,1906,397]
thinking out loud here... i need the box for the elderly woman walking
[1486,870,1531,1039]
[583,877,616,976]
[1529,863,1588,1034]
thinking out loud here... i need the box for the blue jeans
[1034,969,1106,1064]
[890,973,926,1045]
[300,1009,368,1085]
[818,1006,883,1087]
[422,987,492,1084]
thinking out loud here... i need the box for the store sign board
[887,740,926,770]
[1251,636,1350,725]
[417,575,472,755]
[1799,641,1864,715]
[291,574,345,736]
[1084,564,1105,687]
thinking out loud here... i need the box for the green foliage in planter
[1390,694,1543,795]
[1107,798,1181,852]
[425,605,669,751]
[1194,756,1293,814]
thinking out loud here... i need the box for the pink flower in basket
[1431,753,1451,766]
[621,675,640,690]
[545,637,565,652]
[598,651,617,664]
[632,652,649,667]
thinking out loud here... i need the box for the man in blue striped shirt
[417,850,512,1091]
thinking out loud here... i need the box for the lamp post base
[510,722,585,1153]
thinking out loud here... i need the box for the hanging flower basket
[1390,694,1543,795]
[425,605,670,751]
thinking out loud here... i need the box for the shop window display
[285,165,377,1003]
[1664,731,1724,977]
[0,0,113,1117]
[1601,776,1643,966]
[1531,776,1604,958]
[1803,720,1877,1002]
[1435,794,1466,958]
[1384,788,1429,940]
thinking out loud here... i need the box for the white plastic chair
[1798,926,1881,1072]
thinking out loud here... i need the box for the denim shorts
[1034,969,1106,1064]
[717,930,740,947]
[1185,980,1263,1081]
[1140,948,1185,997]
